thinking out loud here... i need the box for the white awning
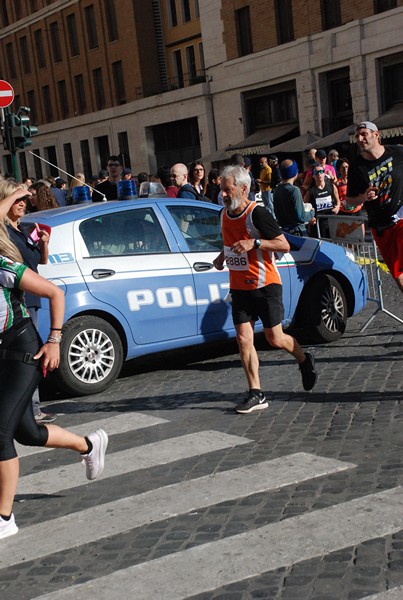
[226,124,297,156]
[267,131,321,153]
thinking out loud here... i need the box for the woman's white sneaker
[0,513,18,540]
[81,429,108,480]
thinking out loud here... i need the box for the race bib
[316,194,333,212]
[224,245,250,271]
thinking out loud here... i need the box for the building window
[104,0,118,41]
[6,43,17,79]
[0,3,9,28]
[186,45,197,83]
[33,150,43,180]
[85,5,99,50]
[245,84,298,130]
[20,37,31,74]
[112,61,126,104]
[374,0,397,12]
[195,0,200,18]
[30,0,38,11]
[63,143,74,183]
[153,117,201,166]
[380,55,403,110]
[235,7,253,57]
[93,68,105,110]
[74,74,86,113]
[80,140,92,181]
[15,1,22,21]
[58,80,69,118]
[27,90,37,122]
[95,135,110,171]
[118,131,131,169]
[19,153,28,182]
[168,0,178,27]
[34,30,46,68]
[275,0,294,44]
[44,146,59,177]
[50,22,62,63]
[67,14,80,56]
[324,68,353,133]
[181,0,191,23]
[173,50,184,88]
[321,0,341,30]
[42,85,53,121]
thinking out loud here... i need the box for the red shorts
[371,220,403,279]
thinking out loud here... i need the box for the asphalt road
[0,271,402,600]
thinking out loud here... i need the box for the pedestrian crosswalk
[0,409,401,599]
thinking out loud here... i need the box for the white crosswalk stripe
[0,410,399,600]
[1,452,354,569]
[16,412,169,458]
[365,589,403,599]
[17,430,251,495]
[33,486,403,600]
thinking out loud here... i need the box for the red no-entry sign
[0,80,14,108]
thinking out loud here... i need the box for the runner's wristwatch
[254,238,261,249]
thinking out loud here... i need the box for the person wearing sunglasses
[304,166,340,238]
[92,155,123,201]
[302,149,337,192]
[5,193,55,424]
[0,181,108,540]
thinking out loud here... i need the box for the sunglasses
[108,163,121,167]
[313,169,324,175]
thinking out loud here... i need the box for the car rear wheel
[56,315,124,396]
[299,274,347,343]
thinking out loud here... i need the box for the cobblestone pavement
[0,273,402,600]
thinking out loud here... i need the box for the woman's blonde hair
[0,180,24,263]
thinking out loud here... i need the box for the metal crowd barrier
[315,214,403,332]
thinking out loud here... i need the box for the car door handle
[92,269,116,279]
[193,262,214,272]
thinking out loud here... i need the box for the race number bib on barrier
[224,245,250,270]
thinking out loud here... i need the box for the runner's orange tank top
[222,202,281,290]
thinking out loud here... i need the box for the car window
[167,205,223,252]
[79,208,169,256]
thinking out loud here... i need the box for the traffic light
[11,108,38,149]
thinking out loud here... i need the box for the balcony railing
[136,70,206,99]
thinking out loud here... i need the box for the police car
[22,199,367,396]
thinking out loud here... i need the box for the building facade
[0,0,402,181]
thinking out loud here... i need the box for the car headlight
[344,247,356,263]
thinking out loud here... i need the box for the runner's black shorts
[231,283,284,329]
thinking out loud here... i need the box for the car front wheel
[56,315,124,396]
[299,274,347,343]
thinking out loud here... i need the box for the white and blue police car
[22,198,367,396]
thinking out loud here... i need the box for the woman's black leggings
[0,321,49,461]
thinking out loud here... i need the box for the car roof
[21,198,221,226]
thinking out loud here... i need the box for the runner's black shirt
[347,145,403,227]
